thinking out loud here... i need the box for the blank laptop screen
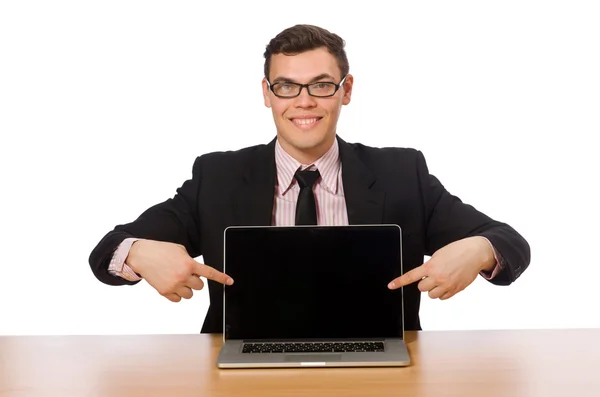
[223,225,404,340]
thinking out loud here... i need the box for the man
[89,24,530,333]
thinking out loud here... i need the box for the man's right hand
[125,240,234,302]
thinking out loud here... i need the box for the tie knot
[294,168,320,189]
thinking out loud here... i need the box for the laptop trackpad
[284,354,342,362]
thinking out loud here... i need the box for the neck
[278,135,336,165]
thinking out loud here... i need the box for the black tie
[294,168,320,225]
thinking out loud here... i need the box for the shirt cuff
[108,237,143,282]
[479,237,505,280]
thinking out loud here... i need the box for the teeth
[293,118,318,125]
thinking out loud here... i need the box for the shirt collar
[274,137,341,196]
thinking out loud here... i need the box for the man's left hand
[387,236,496,300]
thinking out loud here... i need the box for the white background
[1,1,598,335]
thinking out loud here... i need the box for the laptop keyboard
[242,341,385,353]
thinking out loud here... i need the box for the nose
[293,86,317,109]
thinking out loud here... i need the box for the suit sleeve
[416,150,531,285]
[88,156,205,286]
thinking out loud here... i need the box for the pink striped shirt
[108,138,501,281]
[272,138,348,226]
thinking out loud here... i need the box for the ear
[341,74,354,106]
[262,78,272,108]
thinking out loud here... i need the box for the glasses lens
[308,83,336,97]
[272,83,300,97]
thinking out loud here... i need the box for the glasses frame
[266,75,348,98]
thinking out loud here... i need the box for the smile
[290,117,322,129]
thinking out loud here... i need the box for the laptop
[216,224,410,368]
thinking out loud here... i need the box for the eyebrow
[271,73,336,83]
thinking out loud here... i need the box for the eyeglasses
[266,75,347,98]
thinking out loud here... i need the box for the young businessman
[89,24,530,332]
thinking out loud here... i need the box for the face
[262,47,353,163]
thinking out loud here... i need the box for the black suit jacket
[89,136,530,332]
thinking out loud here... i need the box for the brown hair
[263,24,349,80]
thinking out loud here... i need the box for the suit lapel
[337,136,386,225]
[231,135,385,226]
[232,137,277,226]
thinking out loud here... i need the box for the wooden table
[1,329,599,397]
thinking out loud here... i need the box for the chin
[288,135,328,150]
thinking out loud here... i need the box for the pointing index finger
[388,265,427,289]
[193,261,234,285]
